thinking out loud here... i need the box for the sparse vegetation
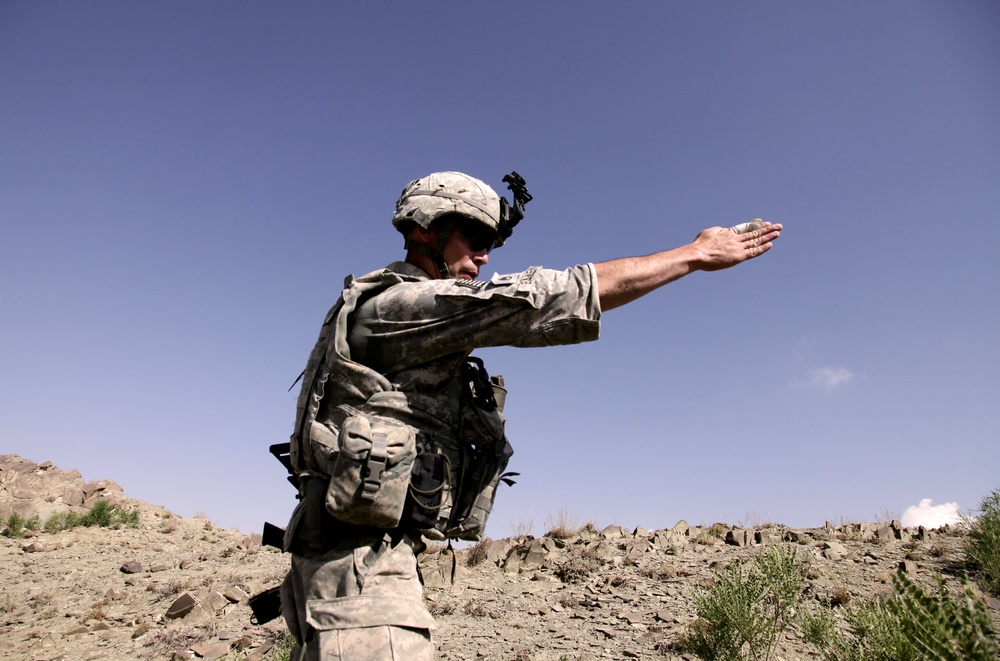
[802,572,997,661]
[428,599,456,616]
[0,591,17,615]
[546,507,590,539]
[676,503,999,661]
[739,510,775,529]
[466,538,490,567]
[159,513,180,533]
[830,583,852,607]
[506,517,535,538]
[874,507,900,526]
[555,554,599,584]
[42,500,141,532]
[463,598,500,618]
[2,512,40,538]
[270,633,298,661]
[680,544,806,661]
[964,486,1000,597]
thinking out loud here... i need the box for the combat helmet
[392,171,532,276]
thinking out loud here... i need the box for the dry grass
[462,598,500,618]
[874,507,900,526]
[738,510,776,529]
[465,538,490,567]
[830,583,852,606]
[555,555,599,584]
[505,518,535,538]
[546,507,580,539]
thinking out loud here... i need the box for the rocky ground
[2,454,998,661]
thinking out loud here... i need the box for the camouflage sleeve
[353,264,601,370]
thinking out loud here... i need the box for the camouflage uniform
[281,260,601,659]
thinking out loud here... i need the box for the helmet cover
[392,171,503,243]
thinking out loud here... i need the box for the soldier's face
[442,223,490,280]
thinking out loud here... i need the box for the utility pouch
[448,438,514,540]
[326,407,416,529]
[459,357,506,443]
[403,450,448,530]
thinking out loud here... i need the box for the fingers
[734,220,780,255]
[742,224,781,258]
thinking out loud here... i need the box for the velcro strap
[361,432,389,501]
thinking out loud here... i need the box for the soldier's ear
[409,224,435,246]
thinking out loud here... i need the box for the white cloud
[809,367,855,390]
[901,498,961,529]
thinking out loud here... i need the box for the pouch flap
[305,595,435,631]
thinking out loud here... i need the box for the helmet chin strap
[404,218,457,279]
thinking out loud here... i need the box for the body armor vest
[288,268,514,542]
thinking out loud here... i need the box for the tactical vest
[287,268,514,543]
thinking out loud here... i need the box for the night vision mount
[498,171,533,243]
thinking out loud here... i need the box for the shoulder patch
[489,272,518,286]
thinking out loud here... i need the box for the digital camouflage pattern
[281,529,432,661]
[283,260,602,658]
[391,172,501,237]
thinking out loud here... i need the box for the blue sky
[2,1,998,536]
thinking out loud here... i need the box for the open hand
[693,220,782,271]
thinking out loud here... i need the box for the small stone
[120,561,144,574]
[205,590,230,613]
[190,642,231,660]
[898,560,918,574]
[149,563,170,573]
[822,541,848,561]
[222,585,249,603]
[726,528,749,547]
[246,645,273,661]
[22,541,47,553]
[165,592,199,620]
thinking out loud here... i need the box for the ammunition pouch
[325,406,416,529]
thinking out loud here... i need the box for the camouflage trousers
[281,530,434,660]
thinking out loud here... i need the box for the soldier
[278,171,782,660]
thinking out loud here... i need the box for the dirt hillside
[2,454,997,660]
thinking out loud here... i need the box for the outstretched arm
[595,222,782,311]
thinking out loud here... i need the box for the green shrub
[682,544,806,661]
[890,571,997,660]
[798,603,838,651]
[80,499,114,526]
[42,502,141,533]
[965,486,1000,596]
[801,571,997,661]
[2,513,41,538]
[44,511,79,532]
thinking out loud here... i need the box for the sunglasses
[455,222,500,254]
